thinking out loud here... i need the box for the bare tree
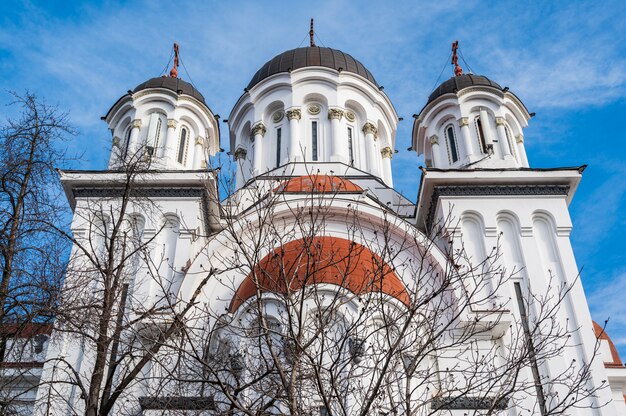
[0,92,73,413]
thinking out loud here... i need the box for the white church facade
[2,35,623,415]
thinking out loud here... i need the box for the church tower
[413,42,618,413]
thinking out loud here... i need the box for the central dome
[247,46,379,90]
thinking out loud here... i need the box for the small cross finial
[169,43,180,78]
[310,18,316,47]
[451,40,463,77]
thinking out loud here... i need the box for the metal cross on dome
[310,18,316,47]
[451,40,463,76]
[170,43,180,78]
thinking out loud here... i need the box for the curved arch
[229,236,410,312]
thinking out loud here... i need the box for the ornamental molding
[195,136,205,146]
[251,122,267,137]
[495,117,506,126]
[425,184,570,231]
[234,148,247,160]
[431,396,508,410]
[132,119,142,129]
[328,108,344,120]
[307,104,321,115]
[515,134,524,143]
[167,119,178,129]
[345,111,356,122]
[272,111,284,123]
[458,117,469,127]
[457,86,505,99]
[285,108,301,121]
[362,122,378,137]
[429,134,439,145]
[381,146,393,159]
[112,136,121,147]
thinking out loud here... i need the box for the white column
[516,134,529,167]
[109,136,121,168]
[381,146,393,187]
[458,117,474,161]
[161,119,178,165]
[286,108,301,161]
[252,122,266,176]
[362,122,379,176]
[495,117,512,158]
[329,108,346,163]
[234,147,247,188]
[193,136,205,169]
[127,119,142,159]
[429,134,441,167]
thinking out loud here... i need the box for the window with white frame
[505,125,516,158]
[475,116,488,154]
[177,127,189,165]
[347,126,354,165]
[276,127,282,168]
[445,124,459,163]
[122,126,132,160]
[311,121,318,161]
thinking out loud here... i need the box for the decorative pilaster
[515,134,529,166]
[495,117,512,158]
[252,122,266,175]
[163,119,178,160]
[362,122,379,176]
[193,136,205,169]
[329,108,346,162]
[429,134,441,167]
[458,117,473,159]
[380,146,393,187]
[127,119,142,158]
[286,108,301,161]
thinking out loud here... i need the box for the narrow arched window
[475,117,488,154]
[122,126,132,160]
[505,125,516,158]
[275,127,282,168]
[445,124,459,163]
[177,127,188,164]
[311,121,318,161]
[347,126,354,165]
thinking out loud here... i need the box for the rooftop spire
[309,18,316,47]
[169,43,180,78]
[451,40,463,77]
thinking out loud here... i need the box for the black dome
[247,46,379,90]
[133,77,206,104]
[427,74,503,104]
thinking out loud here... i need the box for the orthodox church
[4,25,624,415]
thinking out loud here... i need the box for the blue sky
[1,0,625,356]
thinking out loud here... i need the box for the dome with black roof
[246,46,379,90]
[427,74,503,105]
[133,76,206,104]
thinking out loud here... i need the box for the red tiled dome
[275,175,362,193]
[229,236,409,312]
[593,321,623,367]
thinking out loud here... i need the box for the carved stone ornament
[495,117,506,126]
[328,108,344,120]
[286,108,301,121]
[307,104,321,115]
[272,111,284,123]
[458,117,469,127]
[167,119,178,129]
[112,136,121,147]
[429,134,439,145]
[345,111,356,122]
[132,119,142,129]
[362,122,378,137]
[381,146,393,159]
[234,148,247,160]
[195,136,205,146]
[515,134,524,143]
[251,122,267,137]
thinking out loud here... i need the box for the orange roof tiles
[229,236,409,312]
[593,321,623,367]
[275,175,362,193]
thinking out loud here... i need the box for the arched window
[347,126,354,165]
[475,116,488,154]
[311,121,318,161]
[505,125,516,158]
[276,127,282,168]
[122,126,132,160]
[445,124,459,163]
[177,127,188,164]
